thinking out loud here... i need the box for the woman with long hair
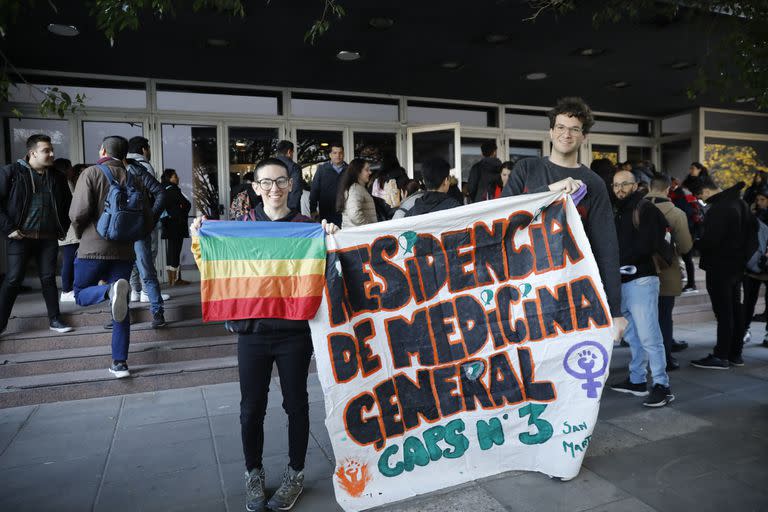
[160,168,192,285]
[336,158,377,227]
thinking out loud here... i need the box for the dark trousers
[658,295,675,361]
[742,276,767,331]
[682,251,696,287]
[60,244,79,293]
[73,258,133,361]
[0,238,60,327]
[165,237,185,268]
[238,332,313,472]
[706,272,745,360]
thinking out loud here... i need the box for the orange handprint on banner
[335,458,372,497]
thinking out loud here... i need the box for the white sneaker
[109,279,130,322]
[140,291,170,302]
[130,290,141,302]
[59,290,76,302]
[744,331,752,344]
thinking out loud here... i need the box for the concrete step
[0,336,236,378]
[7,302,203,332]
[0,356,239,408]
[0,318,225,354]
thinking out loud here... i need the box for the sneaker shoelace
[247,473,263,494]
[275,472,298,498]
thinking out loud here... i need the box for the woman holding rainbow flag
[191,158,338,512]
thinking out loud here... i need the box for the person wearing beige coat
[336,158,377,228]
[646,175,694,370]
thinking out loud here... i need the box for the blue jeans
[74,258,132,361]
[129,230,164,315]
[621,276,669,387]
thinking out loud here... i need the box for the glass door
[82,120,144,165]
[406,123,461,187]
[226,126,280,218]
[295,128,345,184]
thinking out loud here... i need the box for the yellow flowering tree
[705,143,768,189]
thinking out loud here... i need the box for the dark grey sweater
[502,157,622,316]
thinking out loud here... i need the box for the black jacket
[467,156,502,203]
[696,182,755,279]
[405,191,462,217]
[126,160,166,223]
[614,191,669,282]
[276,155,305,212]
[224,204,313,337]
[309,161,347,224]
[160,183,192,239]
[0,160,71,239]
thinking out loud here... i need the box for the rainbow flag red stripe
[192,221,326,322]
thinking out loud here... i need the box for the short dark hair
[101,135,129,160]
[254,158,289,179]
[26,134,51,152]
[480,140,497,157]
[650,173,671,192]
[547,97,595,135]
[690,162,709,176]
[330,142,344,151]
[276,140,294,155]
[161,168,177,184]
[422,157,451,190]
[689,175,718,196]
[128,136,150,154]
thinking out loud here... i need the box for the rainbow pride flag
[191,221,326,322]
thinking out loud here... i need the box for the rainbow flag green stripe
[199,236,326,261]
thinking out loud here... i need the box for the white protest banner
[309,192,615,511]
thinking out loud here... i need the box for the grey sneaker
[267,466,304,511]
[245,467,266,512]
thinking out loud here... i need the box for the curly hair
[547,97,595,134]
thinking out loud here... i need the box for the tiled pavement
[1,320,767,512]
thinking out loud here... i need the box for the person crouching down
[191,158,338,512]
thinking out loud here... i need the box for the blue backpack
[96,164,146,241]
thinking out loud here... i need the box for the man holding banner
[502,97,625,338]
[191,158,338,512]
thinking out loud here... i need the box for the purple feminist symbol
[563,341,609,398]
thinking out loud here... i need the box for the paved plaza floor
[1,320,767,512]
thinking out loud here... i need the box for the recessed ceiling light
[575,48,606,57]
[336,51,361,61]
[670,60,693,70]
[235,141,247,147]
[206,38,230,48]
[609,80,631,88]
[485,33,509,44]
[525,72,548,80]
[735,96,756,103]
[47,24,79,37]
[320,142,329,147]
[369,17,394,29]
[440,61,464,70]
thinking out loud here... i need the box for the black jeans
[706,272,745,360]
[0,238,60,327]
[658,295,675,361]
[238,331,313,472]
[682,251,696,288]
[60,243,78,293]
[165,237,184,268]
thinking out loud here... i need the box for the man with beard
[609,170,674,407]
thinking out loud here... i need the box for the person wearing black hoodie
[608,170,674,407]
[689,177,756,369]
[191,158,338,512]
[466,140,502,203]
[405,158,462,217]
